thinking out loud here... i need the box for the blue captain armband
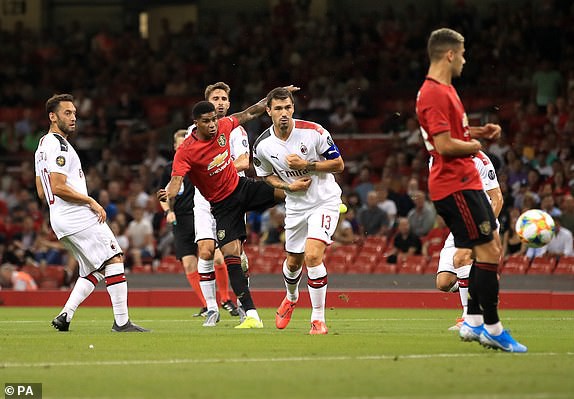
[321,143,341,160]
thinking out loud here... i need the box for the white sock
[307,263,327,322]
[198,258,218,312]
[465,314,484,327]
[246,309,261,321]
[485,321,504,336]
[105,263,129,326]
[62,272,103,322]
[283,260,302,302]
[459,287,468,318]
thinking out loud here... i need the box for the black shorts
[172,213,198,259]
[211,177,277,247]
[433,189,496,249]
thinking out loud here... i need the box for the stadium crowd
[1,0,574,288]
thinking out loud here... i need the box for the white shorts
[285,205,340,254]
[437,232,470,278]
[194,190,216,242]
[60,222,122,277]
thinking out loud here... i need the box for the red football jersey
[172,116,240,203]
[416,77,482,200]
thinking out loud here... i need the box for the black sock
[474,261,500,325]
[467,265,482,315]
[225,255,255,311]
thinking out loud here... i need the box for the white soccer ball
[515,209,556,248]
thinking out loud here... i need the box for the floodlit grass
[1,307,573,399]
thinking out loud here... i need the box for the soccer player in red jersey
[165,88,300,328]
[416,28,526,352]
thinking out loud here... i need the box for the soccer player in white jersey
[253,87,344,334]
[35,93,148,332]
[436,150,503,330]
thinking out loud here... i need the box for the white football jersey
[443,150,500,248]
[34,133,98,239]
[229,125,250,177]
[253,119,342,211]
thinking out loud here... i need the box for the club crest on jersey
[488,170,495,180]
[479,221,491,236]
[56,156,66,166]
[217,229,226,241]
[300,144,308,155]
[327,136,334,147]
[253,157,261,167]
[218,134,226,147]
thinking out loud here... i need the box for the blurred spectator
[559,195,574,234]
[502,208,526,257]
[0,263,38,291]
[143,145,168,174]
[332,207,359,246]
[259,206,285,247]
[525,216,573,258]
[397,117,422,147]
[531,60,563,113]
[328,101,358,134]
[125,206,155,268]
[352,166,376,205]
[358,191,389,237]
[376,186,397,229]
[386,217,422,264]
[540,194,561,218]
[407,190,436,238]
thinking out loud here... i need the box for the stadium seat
[326,253,352,274]
[501,255,530,275]
[40,265,66,288]
[157,255,181,273]
[348,253,377,274]
[131,265,153,274]
[21,264,42,282]
[554,256,574,275]
[397,255,427,274]
[527,256,557,275]
[424,254,440,274]
[360,236,388,254]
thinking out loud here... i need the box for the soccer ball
[515,209,556,248]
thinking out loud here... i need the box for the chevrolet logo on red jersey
[207,150,229,170]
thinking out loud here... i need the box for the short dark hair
[192,101,215,120]
[204,82,230,100]
[266,87,294,108]
[427,28,464,61]
[45,93,74,115]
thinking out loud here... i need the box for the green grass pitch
[1,307,573,399]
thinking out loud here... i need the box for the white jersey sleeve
[473,151,499,192]
[229,125,250,177]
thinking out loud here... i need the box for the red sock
[214,263,230,302]
[186,272,206,307]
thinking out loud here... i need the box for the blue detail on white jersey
[322,143,341,160]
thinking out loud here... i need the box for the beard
[56,119,75,137]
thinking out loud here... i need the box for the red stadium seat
[348,253,376,274]
[132,265,153,274]
[157,255,181,273]
[527,256,557,275]
[326,253,353,274]
[424,254,440,274]
[554,256,574,275]
[40,265,66,288]
[501,255,530,275]
[397,255,427,274]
